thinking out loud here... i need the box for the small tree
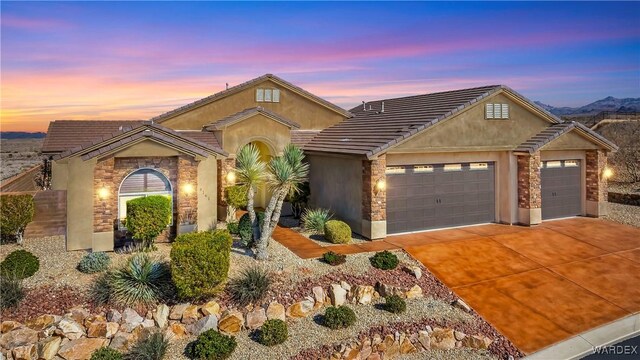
[0,194,35,244]
[235,144,266,241]
[125,195,172,250]
[286,181,310,218]
[224,185,248,223]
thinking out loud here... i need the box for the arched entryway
[118,168,173,228]
[239,140,273,209]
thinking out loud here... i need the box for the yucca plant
[0,275,25,310]
[126,332,168,360]
[301,208,332,234]
[235,143,266,241]
[227,266,271,306]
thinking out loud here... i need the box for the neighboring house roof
[305,85,566,158]
[205,107,300,131]
[291,130,322,147]
[0,164,41,193]
[52,122,227,160]
[150,74,352,123]
[42,120,144,154]
[515,121,618,154]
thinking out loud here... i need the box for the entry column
[517,152,542,225]
[362,155,386,239]
[585,149,608,217]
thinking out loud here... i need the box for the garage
[386,162,496,234]
[541,159,582,220]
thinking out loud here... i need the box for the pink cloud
[1,15,72,31]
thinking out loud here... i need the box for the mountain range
[535,96,640,116]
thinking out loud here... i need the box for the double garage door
[541,160,582,220]
[386,162,495,234]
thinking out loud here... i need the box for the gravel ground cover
[605,202,640,228]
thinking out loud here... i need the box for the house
[39,74,616,251]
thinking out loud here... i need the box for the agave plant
[107,253,172,307]
[127,332,168,360]
[301,208,332,234]
[235,143,266,241]
[227,266,271,306]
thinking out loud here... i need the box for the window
[565,160,579,167]
[385,166,406,174]
[545,161,562,168]
[256,88,280,103]
[444,164,462,172]
[470,163,488,170]
[118,169,173,228]
[485,103,509,119]
[414,165,434,173]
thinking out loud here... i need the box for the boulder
[453,299,471,312]
[404,266,422,279]
[109,331,136,352]
[58,338,108,360]
[164,323,187,341]
[1,321,22,334]
[37,336,61,360]
[329,284,347,306]
[188,315,217,336]
[454,331,466,341]
[430,328,456,350]
[169,303,189,320]
[0,327,38,349]
[245,308,267,330]
[354,285,375,305]
[399,338,417,354]
[417,330,430,350]
[119,322,141,333]
[25,315,59,331]
[218,311,243,335]
[122,308,143,325]
[266,302,286,322]
[286,297,315,318]
[375,282,394,297]
[462,335,492,349]
[200,301,221,317]
[57,319,85,340]
[153,304,169,329]
[12,344,36,360]
[106,309,122,323]
[141,319,155,328]
[405,285,423,299]
[312,286,325,308]
[67,307,90,325]
[181,305,200,324]
[86,322,118,339]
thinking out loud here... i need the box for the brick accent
[177,157,198,225]
[517,153,541,209]
[586,149,608,202]
[362,155,386,221]
[217,158,236,207]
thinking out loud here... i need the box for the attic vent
[486,103,509,119]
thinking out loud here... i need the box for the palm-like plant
[235,144,266,240]
[256,144,309,260]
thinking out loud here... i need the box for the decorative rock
[375,282,394,297]
[169,303,189,320]
[245,308,267,330]
[404,266,422,279]
[188,315,218,336]
[430,328,456,350]
[141,319,155,328]
[106,309,122,323]
[25,315,58,331]
[164,323,187,341]
[329,284,347,306]
[453,299,471,312]
[119,322,141,333]
[122,308,143,325]
[57,319,85,340]
[67,307,90,325]
[400,338,417,354]
[0,327,39,349]
[454,331,466,341]
[417,331,430,350]
[12,344,36,360]
[354,285,375,305]
[312,286,325,308]
[58,337,108,360]
[200,301,221,317]
[266,302,286,322]
[462,335,492,349]
[181,305,200,324]
[405,285,423,299]
[87,322,118,339]
[1,321,22,334]
[151,304,169,329]
[109,331,136,352]
[218,310,243,335]
[367,353,381,360]
[37,337,61,360]
[286,297,315,318]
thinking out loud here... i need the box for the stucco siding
[111,139,184,157]
[541,131,600,151]
[197,156,218,231]
[66,156,96,250]
[221,114,291,156]
[51,161,68,191]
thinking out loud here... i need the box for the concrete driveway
[390,218,640,354]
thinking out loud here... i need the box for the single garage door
[386,162,495,234]
[541,160,582,220]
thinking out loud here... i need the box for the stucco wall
[221,114,291,156]
[51,161,68,190]
[66,156,96,250]
[197,156,218,231]
[160,79,346,130]
[308,154,363,234]
[111,140,184,157]
[541,131,600,151]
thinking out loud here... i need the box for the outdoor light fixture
[226,171,236,184]
[182,183,195,195]
[602,168,613,179]
[375,178,386,193]
[98,187,109,200]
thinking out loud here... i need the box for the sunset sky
[1,1,639,132]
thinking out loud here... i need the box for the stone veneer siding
[586,149,608,202]
[177,157,199,225]
[362,155,386,222]
[517,153,541,209]
[217,158,236,207]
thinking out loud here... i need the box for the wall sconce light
[226,171,236,184]
[602,167,613,179]
[182,183,195,195]
[375,178,386,193]
[98,187,109,200]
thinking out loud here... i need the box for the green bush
[286,181,310,218]
[124,195,172,249]
[321,251,346,266]
[78,252,110,274]
[370,251,399,270]
[258,319,288,346]
[323,306,356,330]
[324,220,351,244]
[192,329,237,360]
[0,249,40,279]
[238,212,264,247]
[384,295,406,314]
[227,266,271,306]
[0,276,25,310]
[0,194,35,243]
[90,347,123,360]
[225,185,248,209]
[171,230,232,299]
[127,332,168,360]
[301,208,332,234]
[226,222,239,235]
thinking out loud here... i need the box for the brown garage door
[386,162,496,234]
[541,160,582,220]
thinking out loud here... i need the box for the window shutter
[485,104,494,119]
[272,89,280,102]
[501,104,509,119]
[256,89,264,102]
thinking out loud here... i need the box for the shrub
[301,208,332,234]
[192,329,237,360]
[323,306,356,330]
[127,332,168,360]
[258,319,288,346]
[324,220,351,244]
[286,181,310,218]
[227,266,271,306]
[226,222,239,235]
[171,230,232,299]
[124,195,172,249]
[0,249,40,279]
[225,185,248,209]
[370,250,399,270]
[90,347,123,360]
[0,276,25,310]
[0,194,35,244]
[78,252,110,274]
[384,295,406,314]
[238,212,264,247]
[321,251,346,266]
[90,272,112,306]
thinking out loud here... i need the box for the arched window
[118,169,173,227]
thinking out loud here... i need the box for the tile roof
[291,130,321,147]
[150,74,352,123]
[42,120,144,153]
[205,107,300,130]
[515,121,618,154]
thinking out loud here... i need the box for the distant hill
[0,132,47,139]
[535,96,640,116]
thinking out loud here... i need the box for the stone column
[177,156,199,234]
[585,149,608,217]
[517,153,542,225]
[362,155,386,239]
[216,158,236,221]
